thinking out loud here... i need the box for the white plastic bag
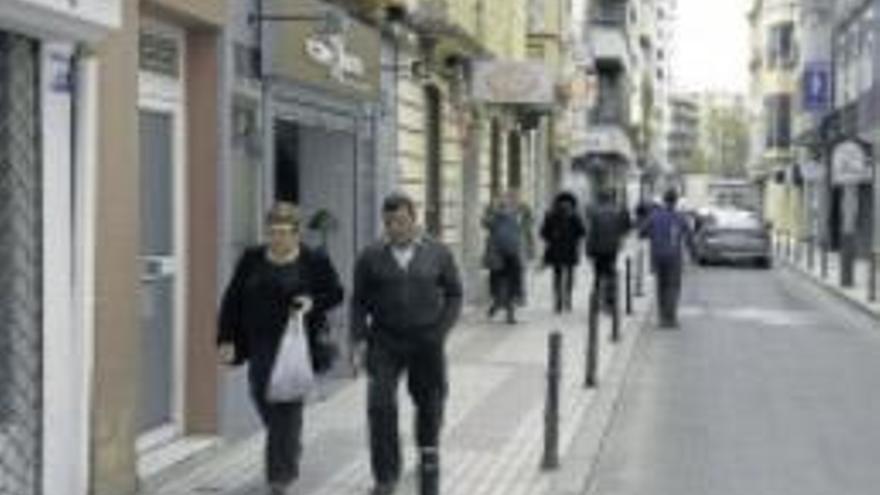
[267,310,315,402]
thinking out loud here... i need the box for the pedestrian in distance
[640,189,695,329]
[482,191,526,324]
[507,187,536,304]
[585,190,632,312]
[540,192,587,313]
[217,202,345,495]
[351,193,463,495]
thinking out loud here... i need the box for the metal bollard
[821,243,829,279]
[625,257,633,316]
[542,331,562,470]
[586,286,599,388]
[869,255,878,303]
[635,248,645,297]
[611,273,621,344]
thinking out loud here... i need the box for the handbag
[310,324,339,374]
[267,310,315,402]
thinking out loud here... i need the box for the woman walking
[483,193,525,324]
[540,192,586,313]
[217,202,344,495]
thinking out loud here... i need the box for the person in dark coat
[482,192,526,324]
[540,192,586,313]
[217,202,344,495]
[585,190,632,310]
[640,189,694,328]
[351,193,463,495]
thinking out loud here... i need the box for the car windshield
[705,210,764,231]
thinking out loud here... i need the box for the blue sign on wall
[803,62,831,112]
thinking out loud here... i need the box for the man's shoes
[419,449,440,495]
[369,481,397,495]
[506,311,517,325]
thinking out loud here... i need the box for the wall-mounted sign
[268,0,380,99]
[471,60,555,105]
[803,62,831,113]
[831,139,872,185]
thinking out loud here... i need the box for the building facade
[89,1,228,493]
[668,93,700,173]
[573,0,637,205]
[0,2,119,495]
[748,0,803,238]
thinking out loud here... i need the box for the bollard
[821,243,829,279]
[625,257,634,316]
[541,331,562,470]
[610,273,621,344]
[869,255,878,303]
[635,247,645,297]
[586,285,599,388]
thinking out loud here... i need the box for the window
[860,30,874,94]
[764,94,791,150]
[766,22,796,69]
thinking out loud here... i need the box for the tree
[696,104,750,177]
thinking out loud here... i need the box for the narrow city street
[586,265,880,495]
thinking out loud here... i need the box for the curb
[781,262,880,323]
[548,288,655,495]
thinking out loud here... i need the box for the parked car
[693,208,773,268]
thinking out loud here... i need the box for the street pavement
[585,265,880,495]
[141,242,654,495]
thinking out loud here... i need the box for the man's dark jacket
[586,203,632,257]
[351,238,463,352]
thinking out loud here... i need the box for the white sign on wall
[831,140,872,185]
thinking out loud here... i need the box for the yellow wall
[481,0,527,59]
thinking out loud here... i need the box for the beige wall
[91,0,140,492]
[184,29,221,434]
[90,1,224,492]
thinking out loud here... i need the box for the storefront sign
[268,0,380,99]
[471,60,555,105]
[304,33,367,90]
[831,139,872,185]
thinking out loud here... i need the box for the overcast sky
[672,0,751,94]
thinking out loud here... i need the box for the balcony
[588,24,630,70]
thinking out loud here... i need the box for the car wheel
[758,257,773,269]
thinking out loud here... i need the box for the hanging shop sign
[471,60,555,105]
[831,139,872,185]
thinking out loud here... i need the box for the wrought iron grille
[0,31,43,495]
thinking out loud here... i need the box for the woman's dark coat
[540,200,587,266]
[217,244,344,395]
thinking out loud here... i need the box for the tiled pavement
[141,242,655,495]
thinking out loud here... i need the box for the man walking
[352,193,463,495]
[641,189,693,328]
[585,190,632,311]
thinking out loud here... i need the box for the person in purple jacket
[640,189,694,328]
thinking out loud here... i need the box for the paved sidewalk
[141,243,655,495]
[777,239,880,321]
